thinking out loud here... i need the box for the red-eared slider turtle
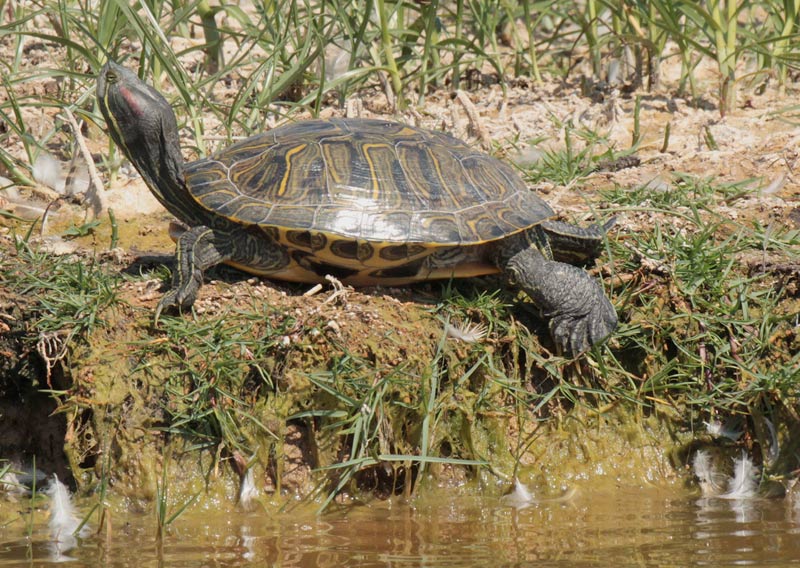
[96,61,617,355]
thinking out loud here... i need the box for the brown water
[3,486,800,567]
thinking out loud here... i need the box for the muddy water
[3,485,800,566]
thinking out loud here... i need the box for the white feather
[502,478,536,507]
[0,176,19,198]
[501,478,576,508]
[792,480,800,512]
[0,463,47,495]
[324,44,351,82]
[692,450,727,497]
[444,320,488,343]
[704,419,742,441]
[511,146,544,167]
[239,467,259,510]
[32,152,65,194]
[760,172,787,196]
[721,454,759,500]
[762,417,780,466]
[46,475,89,544]
[0,470,22,493]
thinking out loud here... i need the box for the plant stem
[376,0,404,109]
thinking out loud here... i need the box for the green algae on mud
[1,194,799,510]
[0,231,687,504]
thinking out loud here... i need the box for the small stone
[644,176,671,193]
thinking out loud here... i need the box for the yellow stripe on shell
[277,143,308,197]
[361,143,391,199]
[425,146,459,206]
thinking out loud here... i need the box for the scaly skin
[495,226,617,355]
[155,225,226,323]
[503,246,617,355]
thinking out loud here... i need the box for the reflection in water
[3,486,800,566]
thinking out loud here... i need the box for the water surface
[3,486,800,566]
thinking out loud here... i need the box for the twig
[455,90,491,150]
[322,274,350,305]
[60,107,108,218]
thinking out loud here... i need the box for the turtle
[96,61,617,355]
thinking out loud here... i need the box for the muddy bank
[2,215,797,513]
[0,229,703,505]
[2,58,800,509]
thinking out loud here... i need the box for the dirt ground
[7,54,799,331]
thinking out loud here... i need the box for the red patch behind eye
[119,86,143,117]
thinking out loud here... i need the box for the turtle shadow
[121,252,173,276]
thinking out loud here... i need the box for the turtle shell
[183,118,553,246]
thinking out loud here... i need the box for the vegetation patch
[0,0,798,528]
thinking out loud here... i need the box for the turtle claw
[152,225,222,325]
[549,292,617,356]
[153,291,178,326]
[504,247,617,357]
[153,282,199,325]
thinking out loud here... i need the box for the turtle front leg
[503,247,617,355]
[155,226,227,322]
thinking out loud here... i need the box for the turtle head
[97,61,185,209]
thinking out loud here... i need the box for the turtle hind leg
[155,225,226,323]
[503,246,617,355]
[540,217,616,264]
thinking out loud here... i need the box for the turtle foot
[548,289,617,355]
[152,225,224,324]
[504,247,617,356]
[153,285,196,325]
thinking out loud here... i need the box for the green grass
[2,174,799,506]
[140,306,292,456]
[0,0,798,186]
[0,239,121,384]
[601,175,800,421]
[0,0,799,510]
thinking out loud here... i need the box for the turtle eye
[105,69,118,84]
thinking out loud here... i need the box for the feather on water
[46,475,89,557]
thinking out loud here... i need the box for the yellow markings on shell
[396,126,419,137]
[277,143,308,197]
[425,146,458,205]
[321,143,340,185]
[362,143,390,199]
